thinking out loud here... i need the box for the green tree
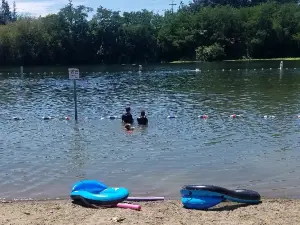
[0,0,12,24]
[89,6,123,63]
[57,0,93,64]
[195,43,226,61]
[12,1,16,22]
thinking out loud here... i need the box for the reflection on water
[1,61,300,199]
[69,124,86,179]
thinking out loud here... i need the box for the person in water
[137,110,148,125]
[124,123,134,131]
[122,107,134,124]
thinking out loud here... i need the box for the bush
[195,43,226,61]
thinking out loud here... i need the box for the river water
[1,61,300,200]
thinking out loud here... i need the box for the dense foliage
[0,0,300,65]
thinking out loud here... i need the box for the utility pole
[169,0,177,13]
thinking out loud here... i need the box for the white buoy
[264,115,275,119]
[280,61,283,70]
[138,65,142,72]
[195,68,200,72]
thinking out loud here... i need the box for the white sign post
[68,68,80,121]
[68,68,80,80]
[20,66,24,79]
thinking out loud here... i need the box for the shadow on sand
[208,201,262,212]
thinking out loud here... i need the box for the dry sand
[1,199,300,225]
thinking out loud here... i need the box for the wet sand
[1,199,300,225]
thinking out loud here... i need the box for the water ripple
[1,63,300,199]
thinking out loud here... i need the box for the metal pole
[73,79,78,121]
[169,0,177,13]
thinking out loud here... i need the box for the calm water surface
[1,61,300,200]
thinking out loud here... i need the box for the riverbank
[169,58,300,64]
[224,57,300,62]
[169,60,200,64]
[1,199,300,225]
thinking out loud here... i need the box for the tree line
[0,0,300,66]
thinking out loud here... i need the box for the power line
[169,0,177,13]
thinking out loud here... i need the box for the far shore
[169,57,300,64]
[1,198,300,224]
[224,57,300,62]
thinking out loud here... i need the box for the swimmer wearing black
[137,110,148,125]
[122,107,134,124]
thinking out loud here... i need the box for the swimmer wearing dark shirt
[137,110,148,125]
[122,107,134,124]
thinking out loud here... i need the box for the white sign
[68,68,80,79]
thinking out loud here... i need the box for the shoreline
[1,195,299,202]
[1,198,300,224]
[2,193,300,203]
[169,57,300,64]
[223,57,300,62]
[1,57,299,70]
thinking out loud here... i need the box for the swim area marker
[2,63,300,77]
[68,68,80,121]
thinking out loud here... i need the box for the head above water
[126,107,131,113]
[124,123,131,131]
[141,110,145,117]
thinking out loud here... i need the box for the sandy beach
[1,199,300,225]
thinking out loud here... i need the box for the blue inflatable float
[70,180,129,206]
[180,185,261,210]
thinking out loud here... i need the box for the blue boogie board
[70,180,129,206]
[180,185,261,210]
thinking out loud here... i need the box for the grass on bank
[224,57,300,61]
[169,58,300,64]
[169,60,200,64]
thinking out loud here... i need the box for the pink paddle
[117,203,141,210]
